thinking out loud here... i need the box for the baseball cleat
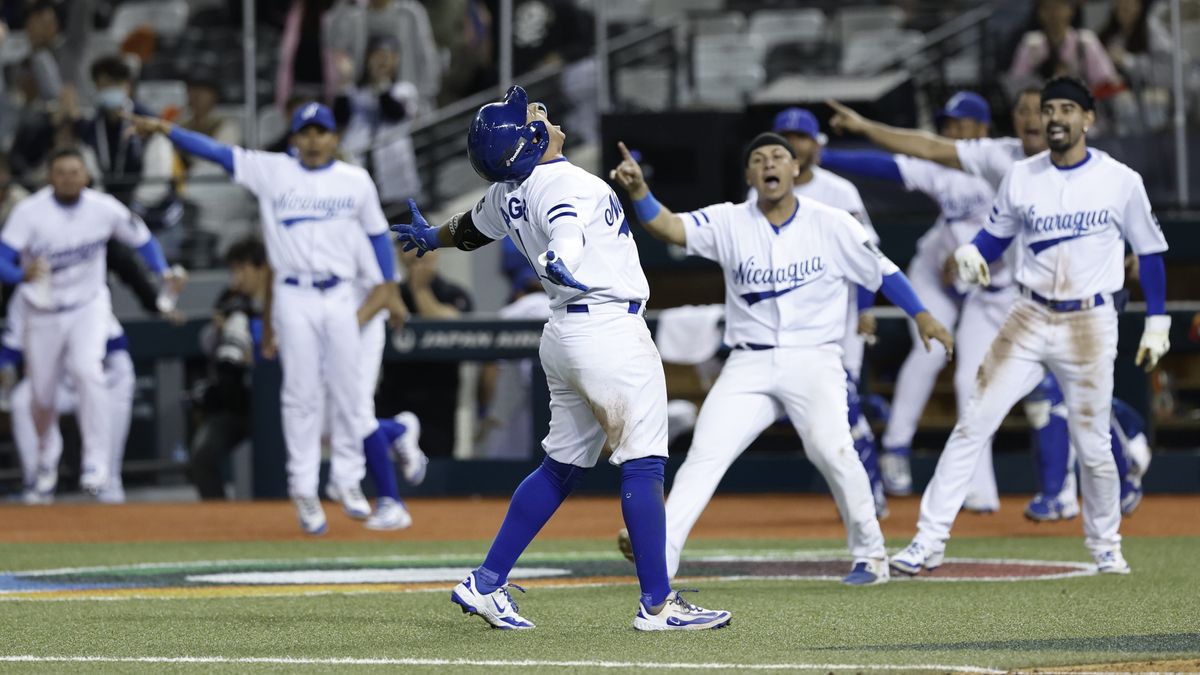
[451,573,535,629]
[34,465,58,496]
[842,557,890,586]
[293,497,328,536]
[79,466,109,495]
[617,528,635,563]
[1024,493,1080,522]
[21,484,53,505]
[890,541,944,575]
[393,411,428,485]
[1094,549,1131,575]
[1120,481,1143,516]
[364,497,413,530]
[879,450,913,496]
[325,482,371,520]
[632,590,731,631]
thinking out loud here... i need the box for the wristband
[633,192,662,223]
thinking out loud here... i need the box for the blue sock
[620,456,671,609]
[1035,412,1070,496]
[474,456,587,594]
[377,418,407,445]
[363,427,401,501]
[1110,426,1130,496]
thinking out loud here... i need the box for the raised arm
[826,100,963,170]
[126,113,235,174]
[820,149,904,184]
[609,142,686,247]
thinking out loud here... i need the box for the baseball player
[610,133,954,586]
[130,103,400,535]
[750,108,887,517]
[393,86,730,631]
[1025,377,1151,520]
[3,298,134,504]
[822,92,1011,513]
[0,148,175,495]
[890,76,1169,576]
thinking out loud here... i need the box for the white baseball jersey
[682,196,899,349]
[1,187,151,311]
[955,137,1026,190]
[987,149,1167,299]
[232,148,388,282]
[472,157,650,310]
[895,155,1014,288]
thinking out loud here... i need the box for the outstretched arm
[126,113,235,174]
[820,149,904,183]
[609,141,686,246]
[827,100,963,170]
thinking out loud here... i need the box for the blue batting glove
[543,250,589,292]
[390,199,439,257]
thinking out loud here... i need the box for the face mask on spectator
[96,87,129,111]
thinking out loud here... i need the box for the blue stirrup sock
[474,456,587,594]
[376,417,407,445]
[620,456,672,609]
[363,426,401,502]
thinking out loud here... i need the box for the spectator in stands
[361,0,441,113]
[0,154,29,225]
[188,237,268,500]
[376,246,473,457]
[337,35,422,220]
[430,0,495,106]
[1100,0,1175,91]
[265,96,307,153]
[1006,0,1124,98]
[21,0,91,103]
[275,0,363,109]
[179,76,241,169]
[76,56,176,212]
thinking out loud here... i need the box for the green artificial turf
[2,537,1198,674]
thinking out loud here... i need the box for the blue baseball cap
[773,107,820,138]
[936,91,990,127]
[291,101,337,133]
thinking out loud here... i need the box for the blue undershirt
[879,271,927,318]
[1138,253,1166,315]
[168,126,235,174]
[820,149,904,183]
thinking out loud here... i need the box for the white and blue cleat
[393,411,429,486]
[632,590,731,631]
[890,541,945,576]
[451,573,535,630]
[293,496,328,536]
[842,558,890,586]
[325,482,372,520]
[1024,493,1080,522]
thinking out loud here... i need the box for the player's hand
[123,111,172,136]
[391,198,440,257]
[23,257,49,282]
[915,311,954,360]
[954,243,991,287]
[387,295,409,331]
[1135,314,1171,372]
[857,311,877,346]
[540,250,589,292]
[826,99,868,135]
[608,141,648,199]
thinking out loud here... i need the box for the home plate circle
[185,567,571,585]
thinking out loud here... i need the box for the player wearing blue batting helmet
[467,85,555,183]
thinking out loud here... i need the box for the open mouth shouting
[763,173,783,190]
[1046,124,1069,145]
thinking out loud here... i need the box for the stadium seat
[840,29,925,75]
[834,6,907,44]
[109,0,190,44]
[747,8,826,52]
[0,30,29,66]
[693,32,766,106]
[137,80,188,114]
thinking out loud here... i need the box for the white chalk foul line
[0,655,1007,672]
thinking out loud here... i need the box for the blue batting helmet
[936,91,991,127]
[467,85,549,184]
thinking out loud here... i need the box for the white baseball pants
[273,282,377,499]
[13,350,135,498]
[915,297,1122,555]
[327,315,385,488]
[21,293,112,483]
[665,344,885,577]
[538,304,668,468]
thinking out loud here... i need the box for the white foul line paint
[0,655,1007,673]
